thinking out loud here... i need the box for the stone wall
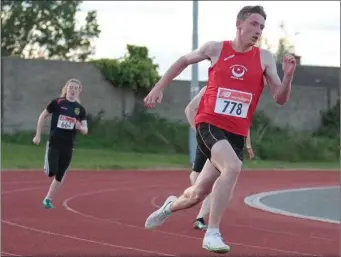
[2,57,339,133]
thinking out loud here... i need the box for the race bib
[214,88,252,118]
[57,115,76,130]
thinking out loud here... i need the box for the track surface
[1,170,339,256]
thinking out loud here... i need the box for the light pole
[189,0,199,164]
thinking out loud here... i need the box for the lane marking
[1,251,22,256]
[244,186,340,224]
[2,185,174,257]
[151,196,337,241]
[2,220,174,256]
[63,187,318,256]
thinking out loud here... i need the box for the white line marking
[1,186,46,195]
[244,186,340,224]
[2,220,174,256]
[1,251,22,256]
[63,186,318,256]
[1,180,46,185]
[151,195,337,242]
[2,184,174,257]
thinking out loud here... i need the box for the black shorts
[192,146,208,173]
[44,140,73,182]
[196,122,245,162]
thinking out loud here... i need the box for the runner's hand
[282,54,296,76]
[247,146,255,160]
[75,121,82,130]
[33,135,40,145]
[144,86,164,108]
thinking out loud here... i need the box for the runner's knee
[55,165,69,182]
[227,159,242,174]
[55,173,64,182]
[55,148,73,182]
[211,140,242,174]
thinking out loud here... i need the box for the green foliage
[2,110,339,163]
[246,111,339,162]
[250,129,338,162]
[1,1,101,61]
[274,22,298,63]
[91,45,160,95]
[3,110,188,154]
[314,100,340,138]
[258,37,272,50]
[91,58,121,84]
[276,38,295,63]
[84,109,188,153]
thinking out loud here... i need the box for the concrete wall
[2,57,339,134]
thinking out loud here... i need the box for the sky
[78,1,340,81]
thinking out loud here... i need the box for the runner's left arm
[76,107,88,135]
[263,50,295,105]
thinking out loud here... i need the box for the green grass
[1,143,188,169]
[2,143,339,170]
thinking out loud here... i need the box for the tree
[258,23,300,64]
[92,45,160,117]
[275,22,298,63]
[1,1,101,61]
[118,45,160,94]
[92,45,160,95]
[257,37,272,50]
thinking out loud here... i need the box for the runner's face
[238,13,265,46]
[67,82,81,99]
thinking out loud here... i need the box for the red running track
[1,170,339,257]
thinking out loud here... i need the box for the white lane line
[244,186,340,224]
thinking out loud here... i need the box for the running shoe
[145,195,177,229]
[43,198,54,209]
[202,231,231,253]
[194,218,208,230]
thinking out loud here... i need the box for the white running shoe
[202,231,231,253]
[145,195,177,230]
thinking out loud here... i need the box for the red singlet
[195,41,264,136]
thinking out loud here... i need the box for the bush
[247,111,339,162]
[2,110,339,162]
[75,109,189,154]
[251,130,338,162]
[91,45,160,95]
[314,100,340,138]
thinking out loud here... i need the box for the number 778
[222,100,242,115]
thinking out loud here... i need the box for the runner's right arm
[184,86,207,129]
[155,42,215,90]
[35,110,49,137]
[144,41,218,107]
[33,99,55,144]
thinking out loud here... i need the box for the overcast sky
[78,1,340,80]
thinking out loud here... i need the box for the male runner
[144,5,296,253]
[185,86,255,231]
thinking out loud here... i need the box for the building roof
[276,64,339,88]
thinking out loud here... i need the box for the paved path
[244,186,340,224]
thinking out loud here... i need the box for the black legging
[44,141,73,182]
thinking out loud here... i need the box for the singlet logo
[224,54,235,61]
[74,108,80,115]
[57,98,64,104]
[230,64,247,80]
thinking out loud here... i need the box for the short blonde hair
[60,78,83,103]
